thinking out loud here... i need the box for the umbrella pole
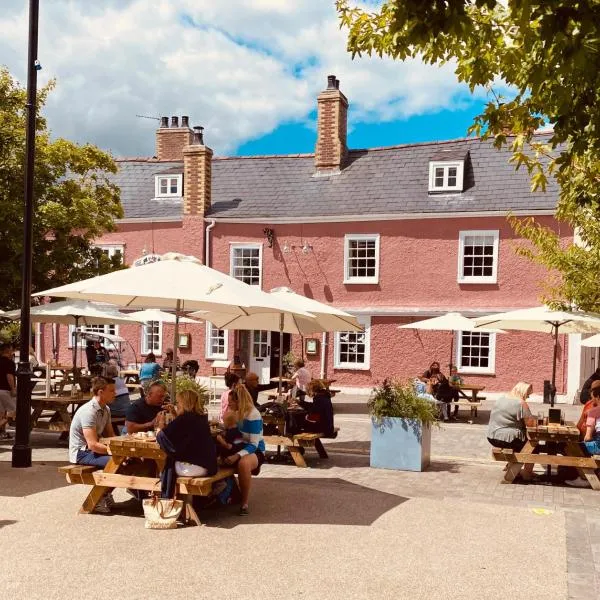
[551,324,558,407]
[449,333,454,372]
[278,313,284,396]
[72,316,79,397]
[171,301,180,402]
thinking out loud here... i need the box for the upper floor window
[95,244,124,265]
[206,322,228,360]
[334,316,370,370]
[428,161,464,192]
[344,234,380,284]
[458,230,499,284]
[141,321,162,355]
[230,244,262,286]
[456,330,496,375]
[155,174,182,198]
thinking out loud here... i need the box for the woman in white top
[290,359,311,399]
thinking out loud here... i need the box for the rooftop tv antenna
[135,114,161,121]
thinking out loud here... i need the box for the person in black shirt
[0,343,16,440]
[580,367,600,404]
[245,371,260,407]
[297,379,336,438]
[124,381,172,434]
[420,361,456,421]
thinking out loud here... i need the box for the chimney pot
[192,126,204,145]
[181,115,189,128]
[327,75,336,90]
[171,116,179,128]
[335,78,340,89]
[160,116,169,128]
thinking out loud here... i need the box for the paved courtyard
[1,395,598,599]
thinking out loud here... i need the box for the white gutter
[206,209,555,225]
[205,219,216,267]
[320,332,327,379]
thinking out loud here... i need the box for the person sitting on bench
[297,379,336,438]
[420,362,455,422]
[582,385,600,455]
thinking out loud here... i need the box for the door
[249,330,270,384]
[270,331,291,379]
[580,341,599,392]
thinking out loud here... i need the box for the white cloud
[0,0,486,156]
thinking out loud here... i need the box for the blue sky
[0,1,491,157]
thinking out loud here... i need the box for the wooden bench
[264,427,340,468]
[59,464,235,525]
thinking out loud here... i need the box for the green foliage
[368,379,439,425]
[161,373,209,408]
[0,67,123,310]
[0,321,20,345]
[337,0,600,311]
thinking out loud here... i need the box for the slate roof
[114,135,558,221]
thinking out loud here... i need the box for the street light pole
[12,0,40,468]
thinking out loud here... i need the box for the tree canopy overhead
[337,0,600,310]
[0,67,123,310]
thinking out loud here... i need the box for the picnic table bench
[457,383,486,402]
[452,400,481,419]
[59,435,235,525]
[30,396,87,432]
[491,422,600,490]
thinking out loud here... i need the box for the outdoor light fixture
[263,227,274,248]
[302,241,312,254]
[282,241,291,254]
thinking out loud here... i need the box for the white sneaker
[565,478,589,488]
[94,497,111,514]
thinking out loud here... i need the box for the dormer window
[155,174,182,198]
[428,161,464,192]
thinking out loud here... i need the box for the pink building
[43,76,589,398]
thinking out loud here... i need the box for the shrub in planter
[369,379,439,472]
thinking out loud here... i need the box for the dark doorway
[270,332,291,379]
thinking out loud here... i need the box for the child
[215,410,245,459]
[448,365,463,418]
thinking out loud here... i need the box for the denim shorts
[583,439,600,455]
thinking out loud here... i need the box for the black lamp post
[12,0,40,468]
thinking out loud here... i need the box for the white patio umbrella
[581,334,600,347]
[5,300,142,395]
[398,312,504,371]
[34,254,313,399]
[473,306,600,405]
[193,286,362,392]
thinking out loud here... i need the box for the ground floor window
[334,316,370,370]
[206,322,228,359]
[456,331,495,374]
[141,321,162,355]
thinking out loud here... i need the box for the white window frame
[457,230,499,284]
[456,330,496,375]
[428,161,464,192]
[95,244,124,264]
[334,315,371,370]
[343,234,380,285]
[205,322,228,360]
[229,243,263,287]
[141,321,163,356]
[68,324,119,348]
[155,174,183,198]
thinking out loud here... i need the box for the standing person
[85,341,96,373]
[448,365,463,418]
[162,348,180,372]
[219,371,240,422]
[124,381,172,434]
[244,371,260,407]
[93,341,109,375]
[139,353,161,387]
[290,359,311,400]
[580,367,600,404]
[105,364,131,423]
[0,343,16,440]
[224,384,265,516]
[68,376,116,513]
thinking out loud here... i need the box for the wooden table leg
[29,405,43,430]
[80,456,124,514]
[314,438,329,459]
[287,445,308,468]
[566,442,600,490]
[183,494,202,526]
[503,441,536,483]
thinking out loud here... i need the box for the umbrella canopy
[399,312,504,371]
[581,334,600,347]
[194,286,362,392]
[34,254,313,398]
[126,309,198,325]
[473,306,600,404]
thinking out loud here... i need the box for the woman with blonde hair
[224,383,265,516]
[156,389,217,499]
[487,381,535,452]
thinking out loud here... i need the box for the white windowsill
[457,277,498,285]
[343,278,379,285]
[334,364,370,371]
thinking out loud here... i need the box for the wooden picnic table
[457,383,486,402]
[492,422,600,490]
[30,396,88,432]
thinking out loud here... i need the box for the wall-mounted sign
[132,254,162,267]
[305,338,319,355]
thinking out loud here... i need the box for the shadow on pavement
[333,402,368,415]
[0,461,70,497]
[0,520,18,529]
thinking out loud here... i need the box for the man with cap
[580,366,600,404]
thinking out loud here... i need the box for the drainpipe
[320,332,327,379]
[205,219,216,267]
[35,322,41,362]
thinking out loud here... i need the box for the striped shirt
[237,406,265,457]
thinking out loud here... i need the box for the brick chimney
[156,115,193,161]
[315,75,348,174]
[183,126,213,216]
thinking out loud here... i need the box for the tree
[337,0,600,309]
[0,67,123,309]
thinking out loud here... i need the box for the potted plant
[369,379,439,472]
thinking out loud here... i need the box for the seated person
[244,371,260,407]
[162,348,181,372]
[220,371,240,422]
[68,377,116,513]
[577,380,600,436]
[420,361,455,421]
[580,366,600,404]
[582,385,600,455]
[124,381,172,434]
[139,353,161,387]
[413,378,437,403]
[448,365,463,417]
[297,379,336,438]
[156,389,218,504]
[182,360,199,378]
[290,359,311,399]
[105,364,131,425]
[215,409,245,459]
